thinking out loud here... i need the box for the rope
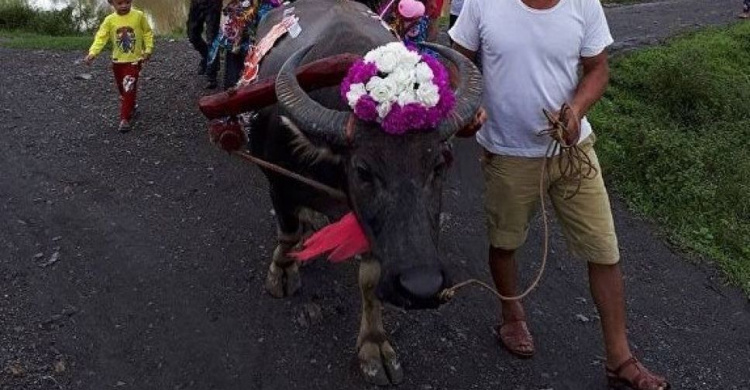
[439,103,596,302]
[232,150,347,201]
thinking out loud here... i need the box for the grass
[0,30,97,50]
[589,22,750,293]
[0,1,182,50]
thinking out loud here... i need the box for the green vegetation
[0,31,95,50]
[0,0,107,49]
[0,0,105,35]
[590,22,750,292]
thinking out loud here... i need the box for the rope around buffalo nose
[439,103,598,303]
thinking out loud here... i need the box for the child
[741,0,749,19]
[85,0,154,133]
[384,0,435,55]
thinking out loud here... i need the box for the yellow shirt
[88,9,154,63]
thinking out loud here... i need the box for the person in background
[740,0,749,19]
[448,0,670,389]
[187,0,222,89]
[425,0,443,41]
[85,0,154,133]
[207,0,282,90]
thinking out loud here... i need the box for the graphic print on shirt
[116,26,137,53]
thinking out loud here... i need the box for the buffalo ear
[281,116,342,165]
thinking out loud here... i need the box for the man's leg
[489,247,526,323]
[588,262,629,364]
[482,150,540,358]
[187,4,208,74]
[552,137,669,389]
[203,3,222,88]
[590,263,669,389]
[489,246,533,357]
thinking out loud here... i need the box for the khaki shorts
[482,134,620,265]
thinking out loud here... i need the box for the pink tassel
[290,212,370,262]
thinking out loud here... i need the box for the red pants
[112,62,142,121]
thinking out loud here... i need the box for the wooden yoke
[198,53,361,119]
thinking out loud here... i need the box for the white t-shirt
[448,0,613,157]
[450,0,465,16]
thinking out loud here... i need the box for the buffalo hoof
[358,340,403,386]
[264,262,301,298]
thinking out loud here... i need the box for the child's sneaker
[740,12,749,19]
[118,120,131,133]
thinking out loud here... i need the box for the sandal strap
[608,356,640,376]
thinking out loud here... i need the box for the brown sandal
[495,321,535,359]
[606,356,670,390]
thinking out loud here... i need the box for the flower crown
[340,42,455,135]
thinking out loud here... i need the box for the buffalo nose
[397,266,444,300]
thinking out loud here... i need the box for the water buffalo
[200,0,481,384]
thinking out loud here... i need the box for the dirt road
[1,0,748,389]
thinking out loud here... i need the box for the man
[449,0,670,389]
[187,0,222,89]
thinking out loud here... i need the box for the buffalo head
[276,44,482,309]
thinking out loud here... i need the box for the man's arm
[450,41,477,63]
[553,50,609,144]
[570,50,609,120]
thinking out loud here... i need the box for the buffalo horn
[276,45,351,146]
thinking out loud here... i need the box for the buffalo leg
[264,199,302,298]
[357,257,403,385]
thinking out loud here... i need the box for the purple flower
[399,103,429,130]
[382,104,409,135]
[340,61,379,103]
[422,54,450,89]
[354,95,379,122]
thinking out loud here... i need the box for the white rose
[377,101,392,119]
[374,51,400,73]
[345,83,367,107]
[364,47,384,65]
[414,62,434,85]
[416,83,440,107]
[387,68,416,94]
[383,42,406,54]
[399,50,422,68]
[366,76,398,104]
[396,89,418,106]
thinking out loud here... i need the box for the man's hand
[83,54,96,66]
[547,104,581,146]
[456,107,487,138]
